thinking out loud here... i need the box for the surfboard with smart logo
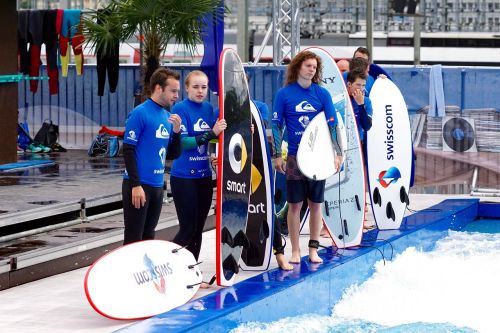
[367,78,412,230]
[240,101,274,271]
[84,240,202,320]
[216,48,253,286]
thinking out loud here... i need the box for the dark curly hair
[285,50,323,86]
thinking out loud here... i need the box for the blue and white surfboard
[307,47,366,248]
[367,78,412,230]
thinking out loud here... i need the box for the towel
[428,64,445,117]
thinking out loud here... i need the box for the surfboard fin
[386,202,396,221]
[324,201,330,216]
[221,227,234,247]
[400,186,410,205]
[233,230,250,249]
[354,195,361,211]
[373,187,382,207]
[223,254,239,274]
[343,219,350,236]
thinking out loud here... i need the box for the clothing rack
[0,75,49,84]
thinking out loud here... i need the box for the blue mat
[0,160,55,172]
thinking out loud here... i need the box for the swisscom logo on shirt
[155,124,170,139]
[298,115,310,128]
[127,130,137,142]
[193,118,211,132]
[154,147,167,174]
[295,101,317,112]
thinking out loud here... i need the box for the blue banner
[200,3,224,94]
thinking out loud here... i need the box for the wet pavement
[0,150,203,290]
[0,150,124,214]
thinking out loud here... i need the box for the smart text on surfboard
[226,180,247,194]
[384,104,395,160]
[248,202,265,214]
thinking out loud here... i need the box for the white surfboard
[84,240,202,320]
[306,47,366,248]
[296,112,338,181]
[367,78,412,230]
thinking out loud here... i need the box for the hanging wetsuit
[43,9,59,95]
[59,9,84,77]
[28,10,45,93]
[18,10,30,75]
[96,9,119,96]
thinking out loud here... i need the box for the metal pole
[366,0,374,60]
[413,0,426,65]
[272,0,280,65]
[414,15,421,65]
[290,0,299,58]
[237,0,249,62]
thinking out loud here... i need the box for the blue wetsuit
[272,82,338,157]
[122,98,181,244]
[351,94,373,146]
[171,99,217,260]
[171,99,216,178]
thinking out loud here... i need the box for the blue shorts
[285,155,325,204]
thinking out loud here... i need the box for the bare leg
[308,200,323,263]
[287,202,303,263]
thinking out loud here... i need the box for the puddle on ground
[67,227,117,233]
[28,200,60,205]
[0,240,49,257]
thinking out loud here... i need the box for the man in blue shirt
[272,50,343,264]
[122,68,182,244]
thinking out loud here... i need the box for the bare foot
[363,223,375,231]
[289,250,301,264]
[200,282,210,289]
[308,248,323,264]
[276,254,294,270]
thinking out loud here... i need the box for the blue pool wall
[478,202,500,219]
[118,198,484,333]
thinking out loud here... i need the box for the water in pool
[232,222,500,333]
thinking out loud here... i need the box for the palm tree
[83,0,225,97]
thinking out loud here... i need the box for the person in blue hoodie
[170,70,226,263]
[122,67,182,245]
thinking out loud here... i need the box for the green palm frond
[83,0,226,57]
[83,0,227,96]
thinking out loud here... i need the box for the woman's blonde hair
[185,70,208,87]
